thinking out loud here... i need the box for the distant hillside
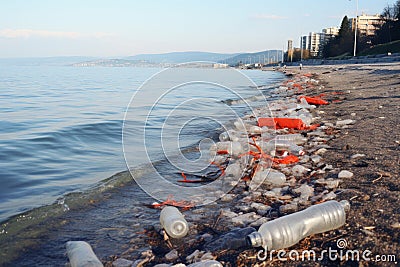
[222,50,284,65]
[125,51,238,63]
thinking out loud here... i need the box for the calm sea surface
[0,64,284,222]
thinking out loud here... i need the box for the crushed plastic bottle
[247,200,350,250]
[160,206,189,239]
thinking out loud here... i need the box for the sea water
[0,62,286,265]
[0,63,284,222]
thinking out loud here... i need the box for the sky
[0,0,397,58]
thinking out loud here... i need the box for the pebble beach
[99,63,399,267]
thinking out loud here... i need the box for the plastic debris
[187,260,223,267]
[258,117,319,130]
[160,206,189,238]
[336,119,355,126]
[66,241,103,267]
[247,200,350,250]
[338,170,354,179]
[299,95,329,105]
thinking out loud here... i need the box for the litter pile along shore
[68,71,357,267]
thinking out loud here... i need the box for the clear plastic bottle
[210,141,244,156]
[187,260,223,267]
[160,206,189,239]
[66,241,103,267]
[274,134,307,145]
[247,200,350,250]
[274,140,305,156]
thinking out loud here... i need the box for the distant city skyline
[0,0,396,58]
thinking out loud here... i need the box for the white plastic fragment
[336,119,355,126]
[338,170,354,179]
[350,153,366,159]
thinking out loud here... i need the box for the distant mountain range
[124,51,238,64]
[124,50,284,65]
[0,50,285,67]
[222,50,284,65]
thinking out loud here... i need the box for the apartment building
[350,14,383,36]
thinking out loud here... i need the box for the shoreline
[3,63,399,266]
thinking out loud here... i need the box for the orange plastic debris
[274,155,299,164]
[217,150,229,155]
[210,161,226,176]
[178,172,202,183]
[292,83,303,89]
[258,117,319,130]
[299,96,329,105]
[149,195,194,210]
[257,118,276,128]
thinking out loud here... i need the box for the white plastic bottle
[247,200,350,250]
[66,241,103,267]
[160,206,189,239]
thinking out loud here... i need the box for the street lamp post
[353,0,359,57]
[300,36,303,61]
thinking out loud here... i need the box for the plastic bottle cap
[340,200,351,212]
[246,232,263,247]
[171,221,188,237]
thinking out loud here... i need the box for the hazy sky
[0,0,396,58]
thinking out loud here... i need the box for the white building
[350,14,383,36]
[308,32,324,57]
[213,63,229,68]
[323,27,339,35]
[323,27,339,40]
